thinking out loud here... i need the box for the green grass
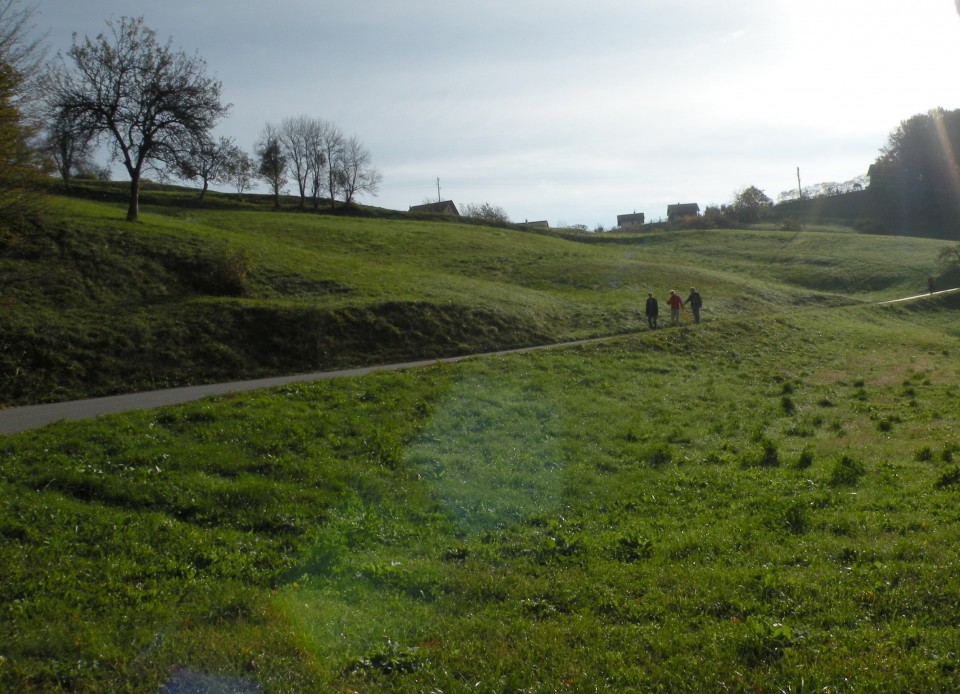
[1,190,952,405]
[3,189,960,690]
[3,294,960,691]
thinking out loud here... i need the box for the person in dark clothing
[685,286,703,324]
[929,275,936,295]
[645,292,659,329]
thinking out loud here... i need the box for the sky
[34,0,960,228]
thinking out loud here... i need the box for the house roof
[667,203,700,216]
[409,200,460,215]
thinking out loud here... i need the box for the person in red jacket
[666,290,684,326]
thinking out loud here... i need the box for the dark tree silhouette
[50,17,229,221]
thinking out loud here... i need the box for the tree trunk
[126,172,140,222]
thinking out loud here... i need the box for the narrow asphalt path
[0,336,616,436]
[3,287,956,436]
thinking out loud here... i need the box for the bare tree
[278,115,318,209]
[319,120,345,209]
[43,109,95,190]
[256,122,287,208]
[177,135,236,199]
[50,16,230,221]
[337,134,382,206]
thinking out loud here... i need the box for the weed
[642,442,673,468]
[744,436,781,467]
[614,534,654,562]
[736,618,795,666]
[935,465,960,489]
[794,447,814,470]
[828,454,866,486]
[344,638,423,677]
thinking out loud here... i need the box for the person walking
[685,286,703,324]
[644,292,659,329]
[666,290,684,326]
[928,275,936,295]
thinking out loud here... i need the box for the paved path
[3,286,956,436]
[877,287,959,304]
[0,337,615,436]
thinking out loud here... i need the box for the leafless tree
[49,16,230,221]
[336,135,381,207]
[278,115,316,209]
[43,108,95,190]
[318,120,345,209]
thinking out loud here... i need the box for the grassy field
[2,190,960,691]
[0,189,948,405]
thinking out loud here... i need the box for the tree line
[8,8,382,221]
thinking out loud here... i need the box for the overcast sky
[36,1,960,227]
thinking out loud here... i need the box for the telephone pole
[437,178,441,203]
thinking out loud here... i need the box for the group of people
[644,287,702,329]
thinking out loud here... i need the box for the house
[616,212,645,228]
[522,220,549,229]
[667,203,700,221]
[409,200,460,216]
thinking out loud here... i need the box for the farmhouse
[667,203,700,221]
[616,212,645,228]
[522,220,550,229]
[409,200,460,216]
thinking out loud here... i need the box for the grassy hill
[3,189,960,691]
[0,188,948,405]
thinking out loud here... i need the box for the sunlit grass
[5,191,960,690]
[5,296,960,690]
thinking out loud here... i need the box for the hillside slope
[0,192,949,405]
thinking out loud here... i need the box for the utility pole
[797,167,805,230]
[437,177,441,203]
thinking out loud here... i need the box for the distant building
[667,203,700,221]
[409,200,460,216]
[522,220,550,229]
[616,212,645,228]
